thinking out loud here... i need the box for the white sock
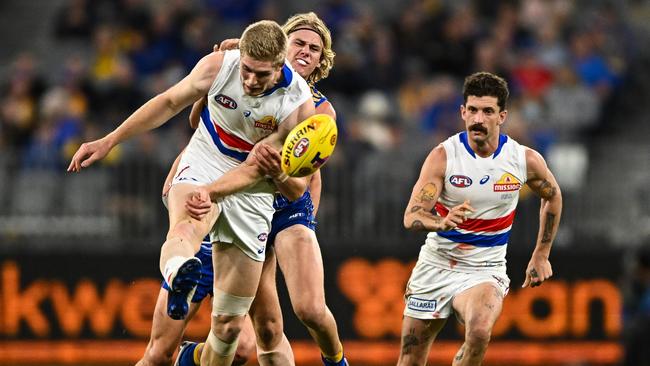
[163,256,188,286]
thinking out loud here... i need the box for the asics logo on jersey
[214,94,238,109]
[450,175,473,188]
[243,110,251,117]
[257,246,266,254]
[480,175,490,184]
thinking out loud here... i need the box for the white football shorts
[171,129,274,262]
[404,254,510,320]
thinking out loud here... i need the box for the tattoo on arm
[412,220,424,230]
[454,345,465,361]
[539,179,557,200]
[402,328,420,355]
[541,213,556,243]
[416,183,437,202]
[411,205,423,213]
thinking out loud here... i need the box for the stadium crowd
[0,0,639,246]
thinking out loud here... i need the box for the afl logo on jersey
[450,175,473,188]
[215,94,238,109]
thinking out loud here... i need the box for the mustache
[469,124,487,133]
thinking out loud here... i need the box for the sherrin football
[281,114,337,177]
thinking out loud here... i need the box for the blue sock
[177,341,199,366]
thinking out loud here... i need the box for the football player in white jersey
[68,20,315,366]
[171,13,347,366]
[398,72,562,366]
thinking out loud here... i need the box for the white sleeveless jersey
[421,132,527,272]
[195,50,311,170]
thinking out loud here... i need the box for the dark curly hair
[462,72,509,111]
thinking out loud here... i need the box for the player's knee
[253,317,283,349]
[232,332,256,365]
[211,289,254,342]
[293,300,327,328]
[212,314,245,343]
[465,324,492,348]
[142,340,175,366]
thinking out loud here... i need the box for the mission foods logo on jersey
[254,116,278,131]
[493,173,522,192]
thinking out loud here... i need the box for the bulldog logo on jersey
[254,115,278,131]
[493,173,522,192]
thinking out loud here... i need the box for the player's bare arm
[403,145,475,232]
[67,52,224,172]
[522,147,563,288]
[188,96,207,129]
[307,99,334,215]
[309,171,322,215]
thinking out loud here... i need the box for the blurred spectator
[426,5,477,77]
[419,76,463,144]
[55,0,94,39]
[570,30,619,98]
[511,49,553,98]
[545,65,599,141]
[22,87,83,170]
[1,75,37,148]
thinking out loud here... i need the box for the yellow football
[281,114,338,177]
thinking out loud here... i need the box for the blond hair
[282,12,335,83]
[240,20,287,67]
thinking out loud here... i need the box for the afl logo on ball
[450,175,473,188]
[293,138,310,157]
[215,94,237,109]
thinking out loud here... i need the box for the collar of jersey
[459,131,508,159]
[261,63,293,96]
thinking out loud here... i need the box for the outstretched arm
[403,145,474,232]
[522,148,563,288]
[68,52,223,172]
